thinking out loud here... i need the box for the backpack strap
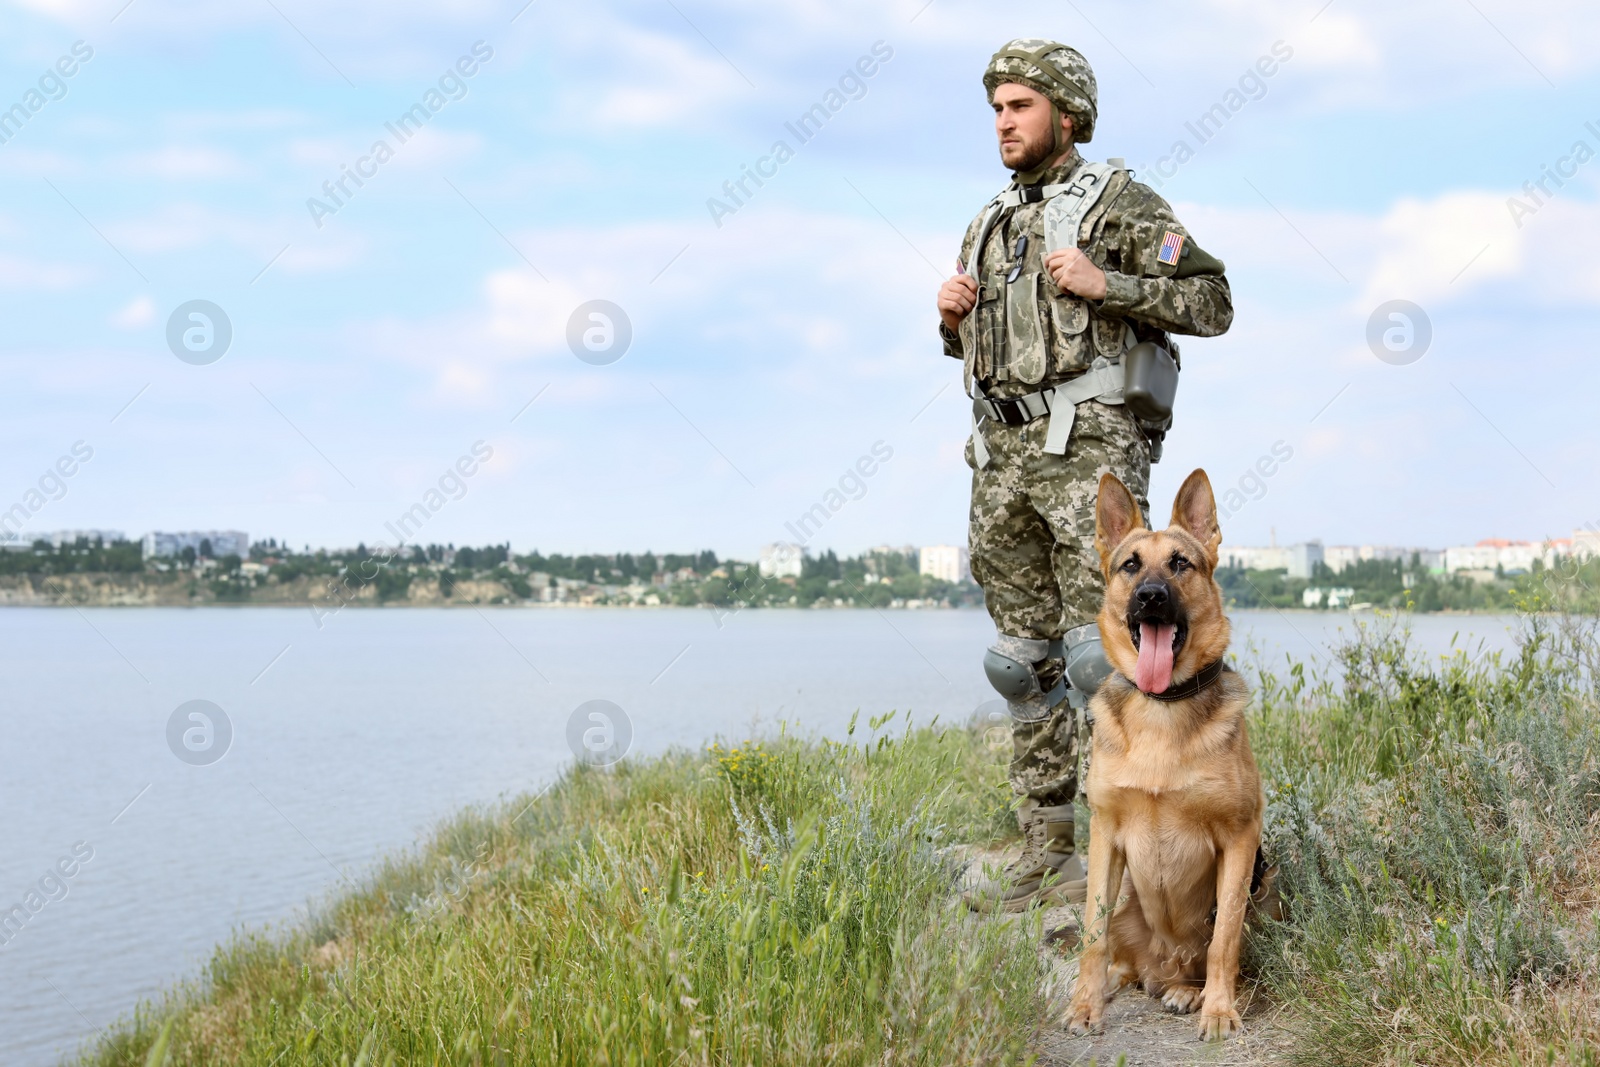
[1042,160,1121,253]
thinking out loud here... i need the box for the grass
[71,617,1600,1067]
[75,714,1042,1066]
[1247,613,1600,1065]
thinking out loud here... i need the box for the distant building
[1,528,125,548]
[1573,527,1600,559]
[1444,544,1498,572]
[918,544,970,584]
[1443,539,1555,575]
[1323,545,1442,573]
[141,530,249,559]
[1323,545,1360,572]
[758,542,803,579]
[1286,541,1324,579]
[1219,545,1290,571]
[1302,586,1355,609]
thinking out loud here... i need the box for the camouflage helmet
[983,39,1097,144]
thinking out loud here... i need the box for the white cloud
[385,126,482,169]
[0,147,79,177]
[117,146,249,179]
[1173,178,1600,316]
[484,270,588,354]
[289,137,353,168]
[1294,10,1380,69]
[106,203,290,255]
[278,236,365,274]
[111,295,155,328]
[553,17,752,131]
[1359,191,1522,308]
[0,252,89,289]
[165,109,306,134]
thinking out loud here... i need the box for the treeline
[14,537,1600,614]
[1218,555,1600,613]
[0,537,980,608]
[0,538,144,574]
[516,550,719,584]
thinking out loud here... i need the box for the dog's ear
[1170,468,1222,564]
[1095,472,1145,573]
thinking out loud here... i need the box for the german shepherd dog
[1064,469,1264,1042]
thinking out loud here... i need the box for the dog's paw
[1161,984,1204,1014]
[1197,1005,1242,1042]
[1063,994,1102,1036]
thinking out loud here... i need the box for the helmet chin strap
[1013,102,1070,185]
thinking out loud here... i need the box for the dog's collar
[1124,659,1230,702]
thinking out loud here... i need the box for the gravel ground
[957,846,1297,1067]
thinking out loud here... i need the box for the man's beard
[1007,128,1059,174]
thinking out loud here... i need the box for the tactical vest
[958,159,1133,397]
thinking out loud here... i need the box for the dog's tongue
[1135,622,1177,694]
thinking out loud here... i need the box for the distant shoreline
[0,601,1534,616]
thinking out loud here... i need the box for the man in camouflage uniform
[939,40,1233,912]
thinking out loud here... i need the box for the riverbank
[13,538,1595,613]
[0,574,1553,616]
[58,619,1600,1066]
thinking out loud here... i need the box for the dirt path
[958,847,1296,1067]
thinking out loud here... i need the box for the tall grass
[1249,614,1600,1065]
[72,617,1600,1066]
[74,716,1043,1066]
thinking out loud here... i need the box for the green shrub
[1249,615,1600,1065]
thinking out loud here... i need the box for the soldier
[940,40,1233,912]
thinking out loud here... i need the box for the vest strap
[1043,361,1124,454]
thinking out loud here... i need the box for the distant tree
[375,565,413,602]
[499,569,532,599]
[199,538,213,558]
[802,550,841,581]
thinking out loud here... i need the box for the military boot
[964,800,1087,913]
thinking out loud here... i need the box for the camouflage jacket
[941,150,1233,399]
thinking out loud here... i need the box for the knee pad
[1063,623,1112,708]
[984,634,1066,720]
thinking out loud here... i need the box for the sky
[1,0,1597,559]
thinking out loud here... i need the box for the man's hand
[938,273,978,333]
[1044,248,1108,301]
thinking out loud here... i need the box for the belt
[974,388,1055,427]
[970,361,1126,466]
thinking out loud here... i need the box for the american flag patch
[1158,230,1185,265]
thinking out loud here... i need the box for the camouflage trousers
[966,398,1151,804]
